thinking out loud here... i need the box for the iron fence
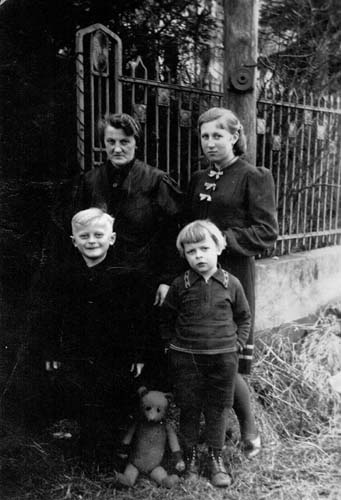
[76,25,341,257]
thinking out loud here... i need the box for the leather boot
[185,445,200,479]
[207,448,231,487]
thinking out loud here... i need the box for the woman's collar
[212,156,238,171]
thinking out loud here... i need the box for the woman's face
[104,125,136,168]
[200,119,238,166]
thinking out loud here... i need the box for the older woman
[75,113,183,383]
[186,107,278,457]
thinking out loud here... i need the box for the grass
[1,304,341,500]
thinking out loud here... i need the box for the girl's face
[200,119,238,166]
[104,125,136,168]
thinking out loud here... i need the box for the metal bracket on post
[230,63,256,92]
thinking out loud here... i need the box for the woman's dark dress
[75,158,183,385]
[186,157,278,373]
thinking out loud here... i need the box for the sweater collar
[185,266,229,288]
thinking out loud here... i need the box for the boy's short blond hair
[71,208,114,234]
[176,219,226,257]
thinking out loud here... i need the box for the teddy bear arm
[165,423,181,452]
[122,422,137,445]
[166,423,185,472]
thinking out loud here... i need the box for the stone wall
[255,246,341,331]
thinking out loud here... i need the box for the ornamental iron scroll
[157,88,171,107]
[272,135,281,151]
[91,30,109,75]
[288,122,297,138]
[133,103,147,124]
[180,109,192,128]
[256,118,266,135]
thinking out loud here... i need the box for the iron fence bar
[177,93,182,184]
[90,63,95,169]
[310,100,319,247]
[315,99,325,248]
[281,92,290,254]
[291,94,299,251]
[298,94,306,249]
[187,95,193,185]
[334,109,341,245]
[197,95,204,170]
[277,90,285,253]
[155,62,160,169]
[143,81,148,164]
[119,75,224,97]
[166,88,171,176]
[258,98,341,115]
[304,93,313,250]
[324,104,332,245]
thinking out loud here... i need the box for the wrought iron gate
[75,24,341,255]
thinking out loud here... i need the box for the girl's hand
[130,363,144,378]
[153,284,170,306]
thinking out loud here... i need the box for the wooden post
[224,0,259,165]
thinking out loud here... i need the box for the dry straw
[251,308,341,438]
[2,305,341,500]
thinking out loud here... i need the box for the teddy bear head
[138,388,172,423]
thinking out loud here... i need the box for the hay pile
[251,306,341,439]
[237,305,341,500]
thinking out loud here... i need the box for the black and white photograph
[0,1,340,498]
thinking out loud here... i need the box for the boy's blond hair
[71,208,114,234]
[176,219,226,257]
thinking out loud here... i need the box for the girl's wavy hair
[198,107,247,156]
[98,113,142,144]
[176,219,226,257]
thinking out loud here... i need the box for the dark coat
[186,158,278,373]
[75,158,184,287]
[34,249,147,365]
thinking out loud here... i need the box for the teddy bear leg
[115,463,139,487]
[150,466,179,488]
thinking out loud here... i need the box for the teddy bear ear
[164,392,174,404]
[137,386,148,398]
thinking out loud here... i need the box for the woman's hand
[130,363,144,378]
[153,284,170,306]
[45,361,61,371]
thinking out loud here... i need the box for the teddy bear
[114,387,185,488]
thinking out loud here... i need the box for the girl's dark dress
[186,157,278,373]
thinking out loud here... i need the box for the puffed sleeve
[224,167,278,257]
[152,174,185,284]
[230,276,252,349]
[156,173,184,217]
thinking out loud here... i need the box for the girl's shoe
[241,434,261,458]
[207,448,231,487]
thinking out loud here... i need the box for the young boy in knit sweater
[160,220,251,487]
